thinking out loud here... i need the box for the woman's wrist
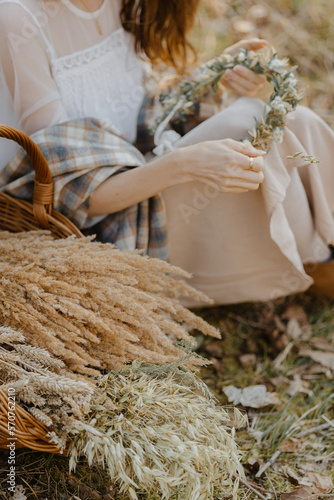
[152,147,192,187]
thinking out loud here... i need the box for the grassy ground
[1,0,334,498]
[196,293,334,498]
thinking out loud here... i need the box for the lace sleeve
[0,1,68,135]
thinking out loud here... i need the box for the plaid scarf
[0,118,168,259]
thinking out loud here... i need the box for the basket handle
[0,125,53,228]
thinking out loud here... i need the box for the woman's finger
[223,139,266,159]
[224,187,251,193]
[223,38,268,57]
[242,38,268,51]
[233,66,266,86]
[223,161,264,180]
[225,79,258,97]
[225,72,261,92]
[223,153,265,175]
[201,168,264,188]
[224,71,266,95]
[225,179,261,190]
[203,177,259,193]
[237,154,265,173]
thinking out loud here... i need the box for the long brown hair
[120,0,200,71]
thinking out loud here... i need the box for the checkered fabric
[0,117,168,259]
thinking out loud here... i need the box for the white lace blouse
[0,0,145,146]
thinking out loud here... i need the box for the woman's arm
[87,139,266,217]
[0,3,67,135]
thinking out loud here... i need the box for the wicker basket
[0,125,84,453]
[0,389,67,454]
[0,125,83,238]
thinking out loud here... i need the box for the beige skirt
[160,97,334,307]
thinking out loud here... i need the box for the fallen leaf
[270,375,290,388]
[12,485,27,500]
[286,374,314,397]
[309,338,334,352]
[306,472,333,493]
[223,384,279,408]
[300,350,334,371]
[279,438,302,453]
[303,363,333,379]
[281,486,321,499]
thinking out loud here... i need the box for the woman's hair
[120,0,200,71]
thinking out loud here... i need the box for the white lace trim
[50,28,145,143]
[51,27,125,73]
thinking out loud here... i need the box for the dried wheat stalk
[0,231,220,376]
[0,325,94,448]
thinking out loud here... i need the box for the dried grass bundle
[68,361,245,500]
[1,327,245,497]
[0,325,94,449]
[0,231,220,376]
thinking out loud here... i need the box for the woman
[0,0,333,305]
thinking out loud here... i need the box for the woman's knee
[216,97,267,140]
[175,97,267,146]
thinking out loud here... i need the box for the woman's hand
[178,139,266,193]
[222,38,268,97]
[87,139,266,218]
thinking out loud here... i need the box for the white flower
[285,73,298,88]
[268,58,286,75]
[237,50,247,63]
[271,96,282,106]
[273,127,284,143]
[271,96,287,114]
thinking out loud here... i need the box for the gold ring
[248,157,254,171]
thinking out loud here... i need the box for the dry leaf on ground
[281,486,321,499]
[306,472,333,493]
[300,350,334,371]
[279,438,302,454]
[223,384,279,408]
[286,374,314,397]
[281,472,333,498]
[12,486,27,500]
[309,338,334,352]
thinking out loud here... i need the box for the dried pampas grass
[0,231,220,376]
[68,361,246,500]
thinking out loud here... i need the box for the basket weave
[0,125,83,238]
[0,125,84,453]
[0,389,67,454]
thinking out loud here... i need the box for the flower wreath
[153,47,318,163]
